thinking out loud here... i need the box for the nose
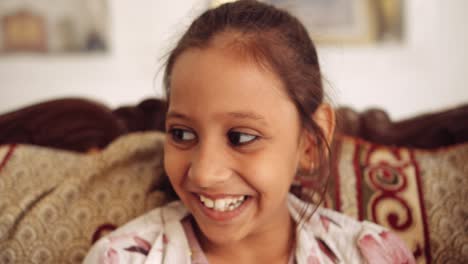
[188,141,232,189]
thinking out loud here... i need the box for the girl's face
[164,44,309,246]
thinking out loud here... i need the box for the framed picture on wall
[265,0,378,45]
[210,0,382,45]
[0,0,109,54]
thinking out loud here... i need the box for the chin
[195,220,248,245]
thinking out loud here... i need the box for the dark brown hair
[162,0,331,224]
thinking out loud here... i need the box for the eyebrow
[226,111,268,125]
[166,111,190,121]
[166,111,269,125]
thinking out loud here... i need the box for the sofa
[0,98,467,263]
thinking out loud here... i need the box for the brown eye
[227,131,257,146]
[169,128,196,142]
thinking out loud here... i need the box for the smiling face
[164,41,308,246]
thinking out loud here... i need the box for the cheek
[242,146,298,194]
[163,143,187,187]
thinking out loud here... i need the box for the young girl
[84,1,415,263]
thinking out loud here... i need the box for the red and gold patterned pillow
[295,135,468,263]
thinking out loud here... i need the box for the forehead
[168,45,299,126]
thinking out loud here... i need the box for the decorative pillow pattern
[332,137,430,263]
[295,135,468,264]
[0,132,168,264]
[416,145,468,263]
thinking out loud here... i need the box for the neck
[196,206,296,263]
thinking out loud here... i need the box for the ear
[298,103,336,172]
[312,103,335,145]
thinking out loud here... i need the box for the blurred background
[0,0,467,120]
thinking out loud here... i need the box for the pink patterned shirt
[84,194,415,263]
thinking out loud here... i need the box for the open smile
[191,193,253,222]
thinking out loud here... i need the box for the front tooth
[214,199,226,211]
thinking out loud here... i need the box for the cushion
[294,135,468,263]
[0,132,169,264]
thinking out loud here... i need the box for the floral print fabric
[84,194,415,264]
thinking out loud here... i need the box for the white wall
[0,0,467,120]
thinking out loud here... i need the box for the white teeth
[214,199,226,211]
[199,195,247,212]
[204,198,214,208]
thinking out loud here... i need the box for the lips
[191,193,252,222]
